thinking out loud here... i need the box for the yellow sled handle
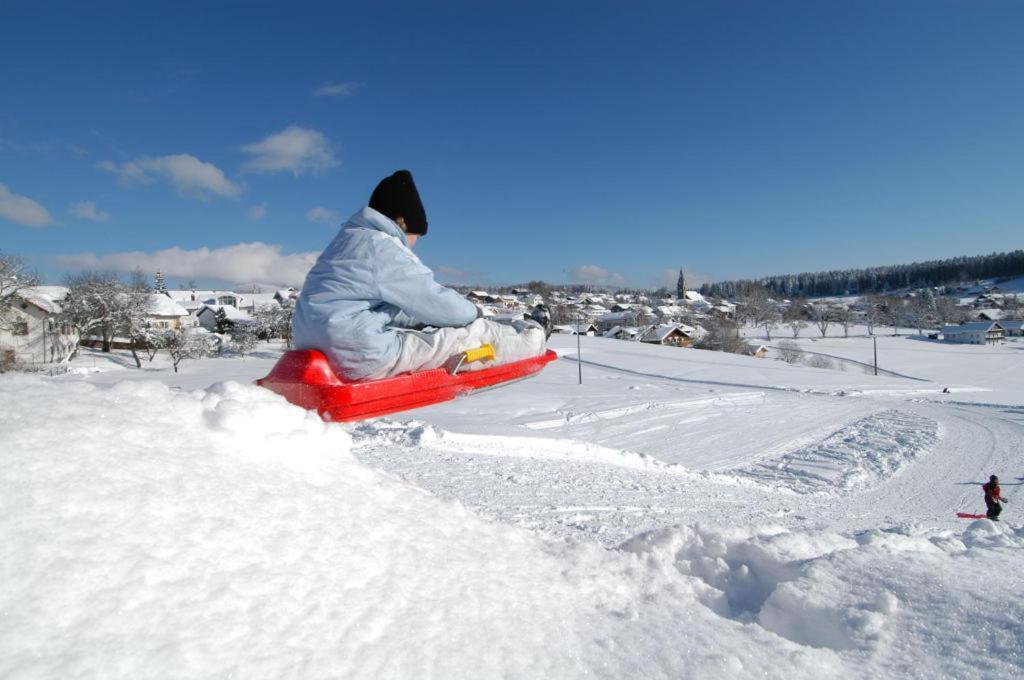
[463,344,496,364]
[445,344,496,375]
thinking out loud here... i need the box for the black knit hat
[369,169,428,235]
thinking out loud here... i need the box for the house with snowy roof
[0,286,78,368]
[602,325,644,341]
[655,305,688,322]
[196,304,255,332]
[747,344,769,359]
[596,310,643,332]
[274,288,299,306]
[165,289,247,316]
[552,323,597,336]
[973,309,1003,322]
[640,324,695,347]
[998,320,1024,337]
[467,291,503,304]
[942,322,1004,345]
[146,294,192,331]
[682,290,706,304]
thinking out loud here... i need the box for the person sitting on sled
[983,475,1007,521]
[292,169,550,381]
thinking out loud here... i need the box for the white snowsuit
[292,207,545,381]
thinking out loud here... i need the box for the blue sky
[1,1,1022,289]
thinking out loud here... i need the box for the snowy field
[3,335,1024,678]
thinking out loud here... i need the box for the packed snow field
[2,332,1023,678]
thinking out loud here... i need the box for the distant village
[1,260,1022,374]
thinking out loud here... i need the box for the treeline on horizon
[699,250,1024,299]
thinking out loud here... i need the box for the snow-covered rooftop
[19,286,69,314]
[198,304,253,322]
[148,294,190,317]
[943,322,1002,333]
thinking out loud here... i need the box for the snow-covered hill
[2,335,1023,678]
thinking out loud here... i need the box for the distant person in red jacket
[983,475,1007,521]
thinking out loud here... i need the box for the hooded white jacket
[292,207,479,380]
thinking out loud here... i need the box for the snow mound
[622,522,1024,675]
[736,410,938,493]
[0,375,840,679]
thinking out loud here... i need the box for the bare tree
[783,297,808,338]
[874,295,903,336]
[59,272,123,353]
[776,340,803,364]
[228,323,259,359]
[834,305,853,338]
[806,354,835,370]
[934,297,964,326]
[886,295,911,336]
[760,309,780,341]
[811,304,832,337]
[860,294,882,335]
[162,329,215,373]
[118,269,156,368]
[1002,297,1024,321]
[786,319,807,338]
[0,252,40,332]
[694,316,750,355]
[736,283,778,340]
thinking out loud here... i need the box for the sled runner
[956,513,989,519]
[258,345,557,422]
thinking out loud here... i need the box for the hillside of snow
[3,335,1023,678]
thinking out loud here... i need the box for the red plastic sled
[956,513,988,519]
[257,348,558,422]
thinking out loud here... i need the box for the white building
[942,322,1004,345]
[0,287,78,368]
[146,294,192,331]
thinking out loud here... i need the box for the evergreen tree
[213,307,231,334]
[153,271,167,294]
[676,269,686,299]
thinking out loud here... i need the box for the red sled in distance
[257,348,558,422]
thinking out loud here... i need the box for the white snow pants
[386,318,546,377]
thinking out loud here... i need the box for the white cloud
[97,154,243,201]
[306,206,339,224]
[0,183,55,227]
[313,81,359,97]
[69,200,110,222]
[241,126,337,176]
[569,264,627,287]
[55,242,318,287]
[247,203,267,220]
